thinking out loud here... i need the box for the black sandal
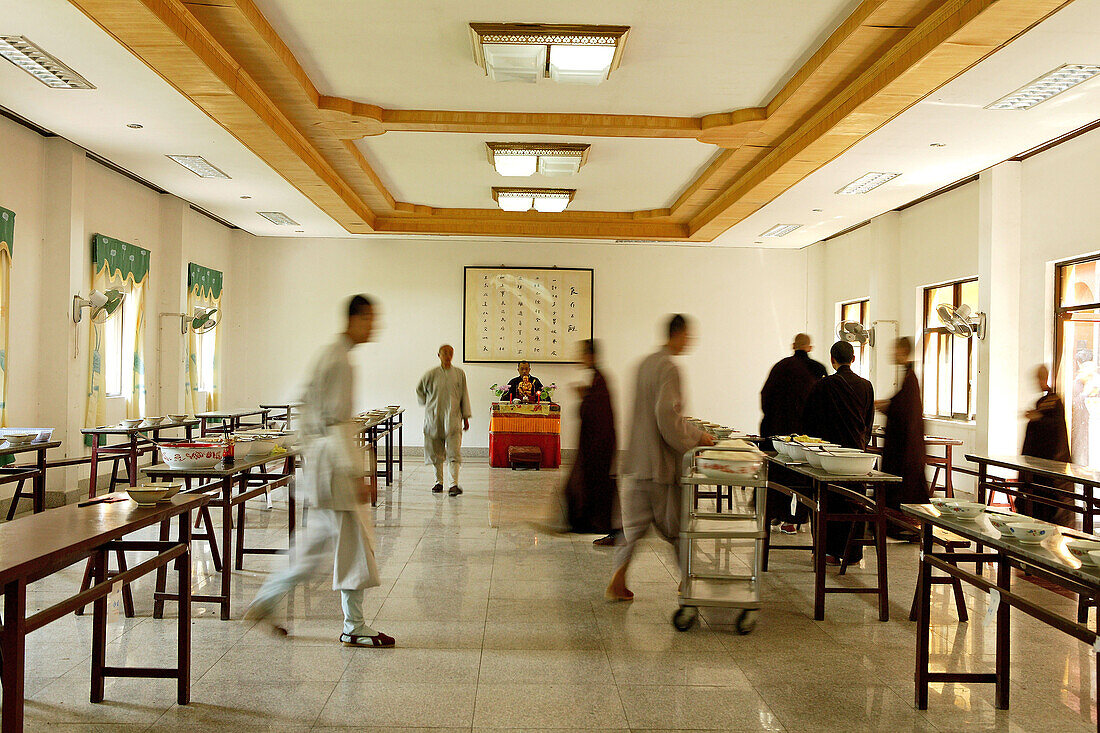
[340,632,395,648]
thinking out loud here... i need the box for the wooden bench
[6,454,128,521]
[508,445,542,470]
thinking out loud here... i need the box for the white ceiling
[713,0,1100,248]
[0,0,345,237]
[356,132,716,211]
[254,0,861,117]
[0,0,1098,247]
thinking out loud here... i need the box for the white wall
[226,237,810,451]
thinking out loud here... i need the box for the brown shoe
[592,533,618,547]
[340,632,395,648]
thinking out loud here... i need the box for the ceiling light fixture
[835,171,901,195]
[486,143,590,177]
[167,155,230,179]
[470,23,628,85]
[492,187,575,213]
[760,224,801,238]
[257,211,299,226]
[929,142,946,147]
[0,36,94,89]
[126,123,143,129]
[986,64,1100,110]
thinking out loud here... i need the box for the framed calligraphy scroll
[463,266,593,363]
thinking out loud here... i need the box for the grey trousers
[614,478,682,573]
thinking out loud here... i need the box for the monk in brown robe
[761,333,826,533]
[877,338,929,505]
[803,341,875,564]
[563,339,620,545]
[1020,365,1076,527]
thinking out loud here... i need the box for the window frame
[921,278,978,421]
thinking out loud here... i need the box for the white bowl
[1065,539,1100,564]
[167,414,188,423]
[985,511,1019,533]
[819,452,878,475]
[939,501,985,520]
[158,443,223,470]
[141,416,165,426]
[127,486,169,506]
[696,452,765,481]
[3,433,37,446]
[1088,550,1100,568]
[240,438,276,456]
[136,481,183,501]
[1004,522,1054,544]
[120,418,143,429]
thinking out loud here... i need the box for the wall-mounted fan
[165,306,218,335]
[836,320,874,347]
[936,303,986,340]
[72,289,124,324]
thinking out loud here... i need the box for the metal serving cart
[673,444,768,634]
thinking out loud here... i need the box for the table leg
[944,445,954,499]
[915,523,932,710]
[814,480,827,621]
[976,463,988,577]
[385,424,393,486]
[1,578,27,731]
[875,486,889,622]
[220,477,233,620]
[398,414,403,471]
[286,455,296,558]
[127,436,139,488]
[90,549,107,702]
[33,446,46,514]
[995,555,1011,709]
[177,509,192,705]
[152,520,172,619]
[88,434,100,500]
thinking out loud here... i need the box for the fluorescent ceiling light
[493,188,575,213]
[257,211,299,226]
[493,153,538,177]
[497,193,534,212]
[761,224,801,237]
[167,155,230,179]
[470,24,628,85]
[0,36,94,89]
[986,64,1100,110]
[836,171,901,195]
[549,45,616,85]
[487,143,589,177]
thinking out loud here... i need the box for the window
[839,299,870,377]
[922,278,978,420]
[103,285,129,398]
[195,321,216,393]
[1054,257,1100,465]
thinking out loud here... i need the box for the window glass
[1056,259,1100,465]
[103,284,128,398]
[922,279,978,420]
[197,324,216,392]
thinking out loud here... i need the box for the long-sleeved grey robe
[417,365,472,467]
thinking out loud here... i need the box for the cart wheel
[672,606,698,631]
[735,609,758,635]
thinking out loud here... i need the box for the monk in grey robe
[247,295,393,648]
[606,315,714,601]
[417,344,471,496]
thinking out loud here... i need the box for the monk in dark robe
[803,340,875,564]
[877,338,928,506]
[760,333,826,533]
[1020,365,1076,527]
[563,339,620,544]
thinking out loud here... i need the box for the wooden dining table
[868,429,964,497]
[142,449,298,620]
[764,453,902,621]
[0,440,62,517]
[82,420,199,498]
[0,491,208,731]
[196,408,269,438]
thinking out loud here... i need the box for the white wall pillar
[868,212,902,397]
[155,195,187,414]
[38,140,87,470]
[976,161,1023,456]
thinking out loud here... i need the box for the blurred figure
[503,361,544,403]
[562,339,620,546]
[1020,365,1075,527]
[417,345,472,496]
[876,337,927,540]
[803,340,874,565]
[760,333,826,534]
[606,315,714,602]
[247,295,393,648]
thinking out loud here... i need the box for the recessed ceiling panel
[253,0,862,117]
[356,132,716,211]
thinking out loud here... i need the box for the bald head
[1036,364,1050,392]
[894,337,913,366]
[793,333,812,353]
[438,344,454,368]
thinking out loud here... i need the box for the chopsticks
[77,496,126,508]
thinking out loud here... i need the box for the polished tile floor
[8,459,1099,731]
